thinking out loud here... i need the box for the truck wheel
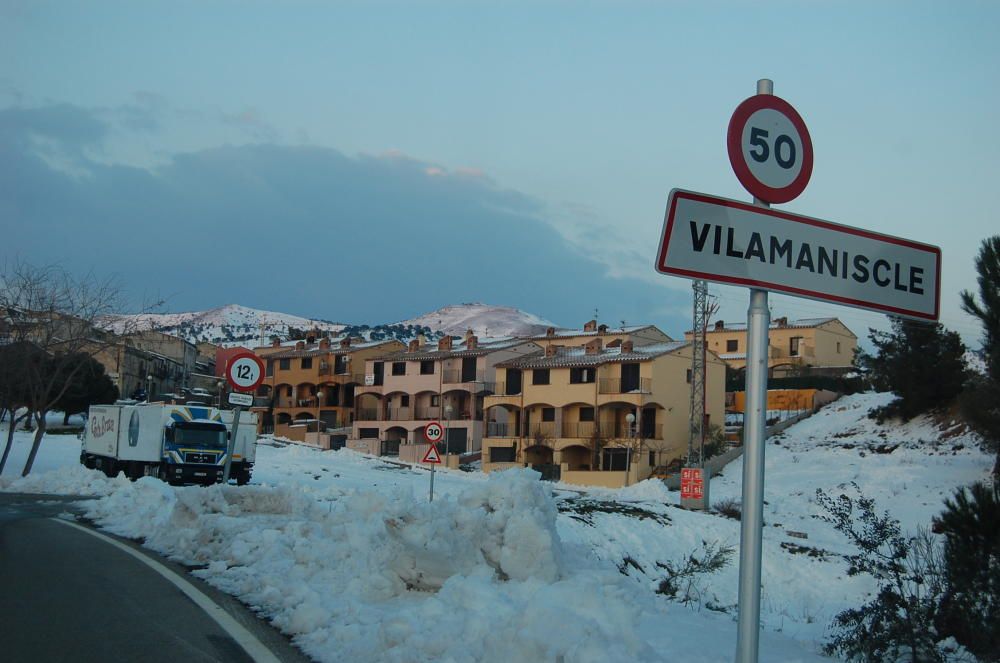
[101,460,118,478]
[236,469,250,486]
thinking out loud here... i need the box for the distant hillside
[103,304,346,346]
[398,303,555,337]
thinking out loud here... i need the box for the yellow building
[482,336,726,488]
[252,336,405,436]
[685,316,857,377]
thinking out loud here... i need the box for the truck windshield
[172,423,227,449]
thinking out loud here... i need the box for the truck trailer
[80,403,257,485]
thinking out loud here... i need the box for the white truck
[80,403,258,485]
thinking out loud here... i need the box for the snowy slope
[103,304,345,345]
[2,393,993,662]
[399,302,556,337]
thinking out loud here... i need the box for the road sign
[655,189,941,320]
[727,94,813,204]
[423,421,445,444]
[422,444,442,464]
[227,391,254,407]
[225,352,265,392]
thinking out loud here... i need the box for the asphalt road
[0,493,313,663]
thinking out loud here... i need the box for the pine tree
[961,236,1000,382]
[856,317,966,421]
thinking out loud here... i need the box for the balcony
[486,382,521,397]
[385,407,411,420]
[562,421,597,438]
[415,406,441,420]
[442,370,487,385]
[487,422,514,437]
[356,408,379,421]
[526,422,558,440]
[598,377,651,394]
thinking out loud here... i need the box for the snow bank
[83,470,658,662]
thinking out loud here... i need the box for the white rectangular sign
[655,189,941,320]
[364,374,375,386]
[227,391,254,407]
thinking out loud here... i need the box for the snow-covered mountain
[398,302,555,337]
[103,304,345,346]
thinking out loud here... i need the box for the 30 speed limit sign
[225,351,265,392]
[727,94,813,204]
[423,421,445,444]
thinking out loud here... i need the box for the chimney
[775,316,788,327]
[545,344,563,358]
[417,333,426,348]
[438,336,453,351]
[546,327,556,337]
[408,339,420,352]
[467,335,478,350]
[271,337,281,348]
[597,323,608,334]
[585,338,603,355]
[465,328,475,342]
[621,340,634,354]
[295,341,305,350]
[714,320,725,331]
[583,319,597,332]
[339,337,351,349]
[319,337,331,350]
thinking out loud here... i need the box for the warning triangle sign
[422,444,442,464]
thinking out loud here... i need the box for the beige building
[482,334,726,489]
[351,332,540,458]
[252,336,405,437]
[686,316,857,377]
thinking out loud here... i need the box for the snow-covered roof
[530,324,655,339]
[375,337,532,361]
[498,341,690,369]
[696,317,838,333]
[265,338,398,359]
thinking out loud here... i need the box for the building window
[532,369,550,385]
[431,395,440,406]
[790,336,802,356]
[392,362,406,376]
[279,358,290,370]
[579,407,594,422]
[837,341,841,353]
[726,339,738,353]
[301,357,313,369]
[266,360,273,377]
[420,360,434,375]
[490,446,516,463]
[570,367,594,384]
[649,451,656,467]
[359,428,379,439]
[686,369,692,384]
[287,386,293,397]
[401,394,410,407]
[541,407,555,422]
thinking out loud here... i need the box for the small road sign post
[653,78,940,663]
[223,351,265,484]
[423,421,444,502]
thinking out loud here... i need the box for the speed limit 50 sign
[727,94,813,204]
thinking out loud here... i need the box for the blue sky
[2,1,998,345]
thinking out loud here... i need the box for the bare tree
[0,261,136,476]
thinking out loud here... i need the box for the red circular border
[225,351,266,392]
[423,421,444,443]
[727,94,813,204]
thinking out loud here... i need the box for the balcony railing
[385,407,411,420]
[487,382,521,397]
[526,422,557,440]
[442,370,486,384]
[356,408,379,421]
[562,421,597,438]
[487,422,514,437]
[415,406,440,420]
[598,377,652,394]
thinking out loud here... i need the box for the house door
[461,357,477,383]
[373,362,384,386]
[445,427,468,454]
[621,363,640,392]
[642,406,656,438]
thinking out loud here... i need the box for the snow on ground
[1,393,993,662]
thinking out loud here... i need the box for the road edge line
[50,517,280,663]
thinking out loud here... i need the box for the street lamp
[146,374,153,402]
[625,412,636,486]
[444,403,453,457]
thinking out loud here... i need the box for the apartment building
[351,332,540,457]
[685,316,857,377]
[481,336,726,488]
[253,336,404,435]
[531,319,674,349]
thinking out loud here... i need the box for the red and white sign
[423,421,445,444]
[727,94,813,204]
[655,189,941,321]
[422,444,442,464]
[681,467,705,500]
[225,351,265,392]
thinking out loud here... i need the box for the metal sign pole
[223,405,241,483]
[429,460,435,502]
[735,77,773,663]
